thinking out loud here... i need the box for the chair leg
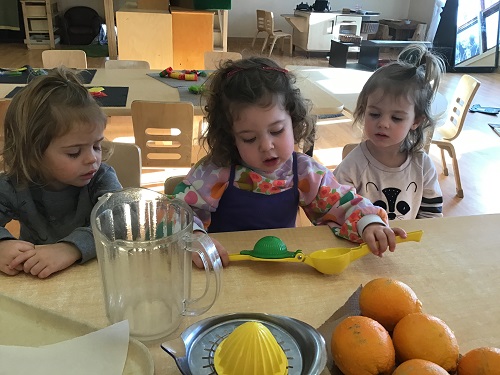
[439,146,449,176]
[252,31,262,48]
[289,36,293,56]
[261,35,269,54]
[448,145,464,198]
[268,37,278,57]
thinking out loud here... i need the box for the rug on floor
[60,43,109,57]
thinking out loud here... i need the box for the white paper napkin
[0,320,130,375]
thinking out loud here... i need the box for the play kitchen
[283,4,379,53]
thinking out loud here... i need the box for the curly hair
[353,44,445,153]
[2,66,107,186]
[201,56,316,167]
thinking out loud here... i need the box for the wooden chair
[251,9,281,49]
[131,101,194,169]
[164,175,185,195]
[262,10,292,57]
[0,98,10,134]
[41,49,88,69]
[0,99,12,171]
[102,141,142,188]
[104,60,151,69]
[373,24,393,41]
[342,143,359,160]
[203,51,242,70]
[411,23,427,41]
[431,74,480,198]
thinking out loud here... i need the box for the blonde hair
[2,66,107,186]
[354,44,445,153]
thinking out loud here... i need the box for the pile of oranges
[331,277,500,375]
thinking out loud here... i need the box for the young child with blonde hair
[0,67,122,278]
[334,45,445,220]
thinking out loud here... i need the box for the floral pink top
[173,153,388,242]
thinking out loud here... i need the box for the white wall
[58,0,437,39]
[229,0,413,37]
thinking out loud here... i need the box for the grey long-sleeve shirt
[0,163,122,263]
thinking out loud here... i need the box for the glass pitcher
[91,188,222,342]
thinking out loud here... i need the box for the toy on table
[228,231,423,275]
[0,70,22,76]
[188,85,205,94]
[469,104,500,115]
[159,67,208,81]
[88,86,107,98]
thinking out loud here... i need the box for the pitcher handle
[183,232,222,316]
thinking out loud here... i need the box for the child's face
[363,89,420,151]
[41,123,104,190]
[232,101,295,173]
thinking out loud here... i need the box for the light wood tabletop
[286,65,448,117]
[0,68,344,117]
[1,214,499,374]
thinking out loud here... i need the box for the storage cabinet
[21,0,60,49]
[287,11,363,52]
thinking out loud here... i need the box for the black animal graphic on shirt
[366,181,418,220]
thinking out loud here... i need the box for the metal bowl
[161,313,327,375]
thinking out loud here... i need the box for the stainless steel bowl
[161,312,327,375]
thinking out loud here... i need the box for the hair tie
[225,66,288,79]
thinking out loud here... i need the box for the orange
[359,277,422,331]
[331,315,395,375]
[393,359,449,374]
[392,312,459,373]
[457,347,500,375]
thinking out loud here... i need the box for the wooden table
[358,40,432,71]
[379,19,426,41]
[286,65,448,118]
[0,68,344,117]
[1,214,499,374]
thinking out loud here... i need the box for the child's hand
[0,239,35,276]
[192,232,229,269]
[362,224,407,257]
[9,242,81,279]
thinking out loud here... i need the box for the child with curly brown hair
[172,57,406,266]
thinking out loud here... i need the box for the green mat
[60,44,109,57]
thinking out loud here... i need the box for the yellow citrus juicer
[228,230,423,275]
[213,321,288,375]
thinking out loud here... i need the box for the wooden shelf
[21,0,59,50]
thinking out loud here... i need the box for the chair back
[256,10,266,32]
[42,50,88,69]
[0,98,10,130]
[102,141,142,188]
[411,23,427,41]
[437,74,480,142]
[263,11,277,37]
[373,24,393,40]
[342,143,358,159]
[131,101,194,169]
[203,51,242,70]
[164,175,185,195]
[105,60,151,69]
[0,99,11,169]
